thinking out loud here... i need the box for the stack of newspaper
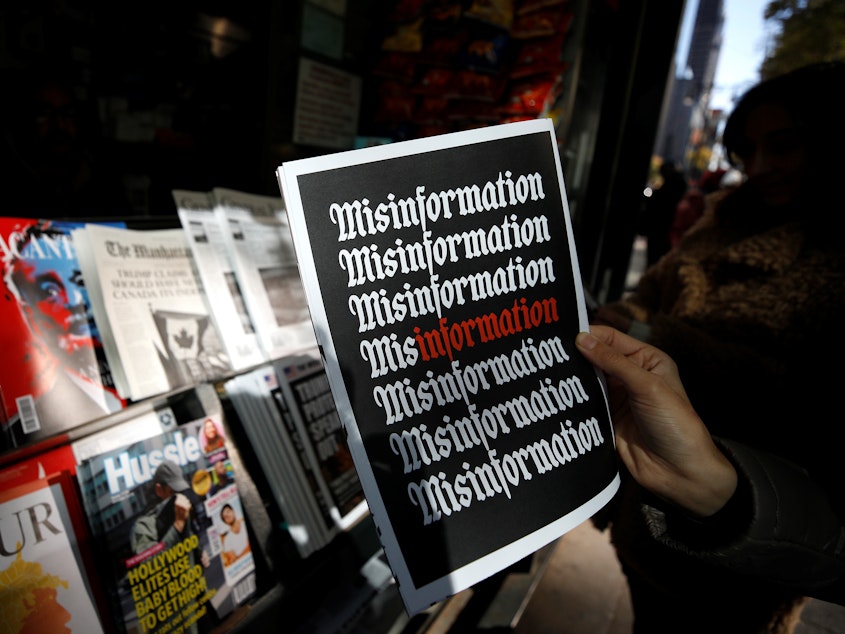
[173,187,318,370]
[223,348,368,558]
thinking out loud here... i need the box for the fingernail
[576,332,597,350]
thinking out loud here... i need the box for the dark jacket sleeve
[642,438,845,595]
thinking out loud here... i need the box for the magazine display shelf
[0,378,559,634]
[0,0,686,628]
[219,379,559,634]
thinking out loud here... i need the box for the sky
[677,0,771,111]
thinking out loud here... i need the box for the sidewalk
[516,520,845,634]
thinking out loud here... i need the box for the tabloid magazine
[0,217,125,452]
[76,414,257,633]
[272,351,368,531]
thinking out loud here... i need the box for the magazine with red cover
[0,217,126,453]
[0,443,79,487]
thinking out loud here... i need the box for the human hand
[576,325,737,517]
[173,493,191,532]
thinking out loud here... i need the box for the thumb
[576,328,687,400]
[575,331,648,387]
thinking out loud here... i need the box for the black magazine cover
[277,118,619,614]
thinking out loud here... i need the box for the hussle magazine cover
[0,217,126,451]
[277,118,619,614]
[75,413,257,634]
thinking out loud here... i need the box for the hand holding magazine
[276,118,619,615]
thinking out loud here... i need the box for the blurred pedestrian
[640,160,688,266]
[668,167,727,248]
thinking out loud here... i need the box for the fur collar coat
[600,190,845,631]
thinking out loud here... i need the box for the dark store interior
[1,0,683,303]
[0,2,692,631]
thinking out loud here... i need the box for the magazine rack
[220,385,558,633]
[0,382,558,634]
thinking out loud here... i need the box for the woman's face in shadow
[733,103,807,209]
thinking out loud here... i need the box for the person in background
[592,61,845,632]
[640,160,689,266]
[668,167,727,249]
[132,460,203,555]
[576,326,844,601]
